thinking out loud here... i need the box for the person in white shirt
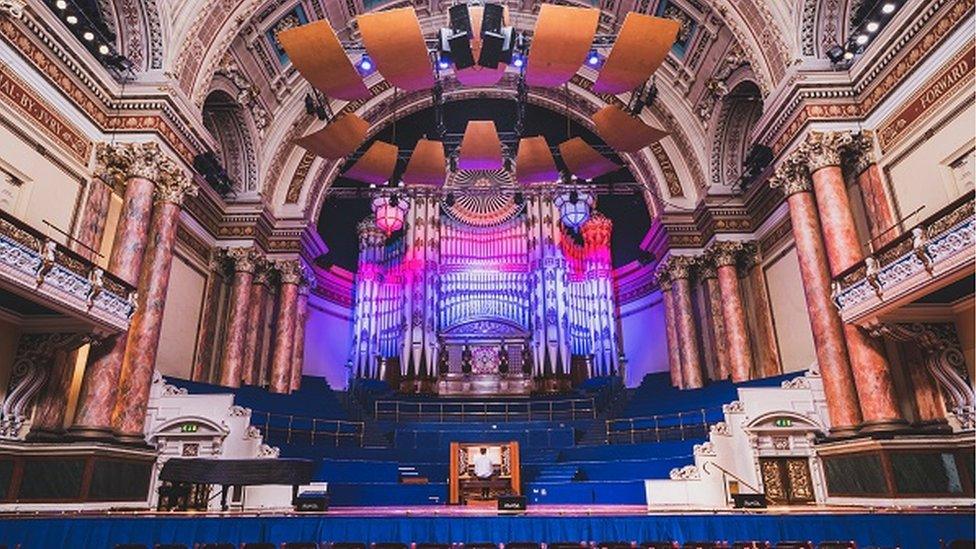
[472,447,494,499]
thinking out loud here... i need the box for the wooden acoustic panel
[402,139,446,186]
[455,5,509,87]
[358,7,435,91]
[558,137,620,180]
[592,105,667,153]
[294,114,369,159]
[458,121,504,171]
[592,13,680,94]
[525,5,600,88]
[277,21,370,101]
[515,136,558,184]
[344,141,399,185]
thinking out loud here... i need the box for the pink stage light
[372,195,409,235]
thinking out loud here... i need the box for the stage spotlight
[512,53,525,69]
[66,14,78,24]
[55,0,67,9]
[843,51,855,60]
[82,31,94,41]
[866,21,880,32]
[358,54,375,74]
[826,44,846,63]
[881,2,896,14]
[445,192,456,207]
[586,50,601,67]
[98,44,110,55]
[437,56,451,70]
[855,34,869,45]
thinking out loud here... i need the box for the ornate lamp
[554,190,594,230]
[372,195,409,235]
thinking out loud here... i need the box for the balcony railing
[251,411,365,448]
[832,191,975,322]
[605,408,712,444]
[0,209,135,331]
[374,397,597,422]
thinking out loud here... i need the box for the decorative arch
[709,78,762,188]
[745,410,827,434]
[798,0,857,59]
[202,88,260,197]
[107,0,165,72]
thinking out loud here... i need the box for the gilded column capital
[696,260,717,280]
[846,130,877,176]
[207,248,227,274]
[663,255,697,280]
[96,142,185,188]
[152,166,197,205]
[254,262,276,286]
[769,149,812,197]
[226,247,262,273]
[277,259,305,285]
[708,241,745,268]
[802,130,854,173]
[738,241,762,269]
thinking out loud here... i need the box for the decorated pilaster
[656,272,684,389]
[709,241,754,383]
[71,142,177,439]
[290,273,312,391]
[770,151,861,436]
[192,249,227,382]
[219,246,261,388]
[270,259,303,393]
[740,244,782,377]
[73,177,113,261]
[665,255,704,389]
[243,261,274,386]
[697,261,730,381]
[112,156,197,442]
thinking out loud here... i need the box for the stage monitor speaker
[731,493,767,509]
[497,495,526,512]
[295,491,330,512]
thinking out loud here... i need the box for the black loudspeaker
[478,3,506,68]
[731,493,767,509]
[481,3,504,35]
[497,495,527,512]
[448,33,475,69]
[449,4,472,35]
[294,491,329,511]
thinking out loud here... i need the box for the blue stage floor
[0,511,972,548]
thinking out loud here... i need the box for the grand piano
[157,458,316,511]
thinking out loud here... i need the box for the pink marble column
[658,276,684,389]
[666,256,704,389]
[850,131,899,248]
[710,242,754,383]
[30,350,76,436]
[702,269,730,381]
[270,260,303,394]
[742,245,782,377]
[73,178,112,261]
[70,143,164,439]
[290,281,311,392]
[806,131,906,432]
[770,153,861,436]
[112,166,197,442]
[242,264,273,386]
[219,247,260,388]
[192,250,226,382]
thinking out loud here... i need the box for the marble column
[666,256,704,389]
[770,153,861,436]
[270,260,303,394]
[658,275,684,389]
[805,131,906,432]
[29,350,76,435]
[849,131,899,249]
[290,278,311,392]
[710,241,754,383]
[219,247,260,388]
[70,143,168,439]
[192,249,227,382]
[243,262,273,386]
[698,261,730,381]
[741,244,782,377]
[112,162,197,442]
[73,177,112,261]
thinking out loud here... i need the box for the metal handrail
[252,411,365,447]
[374,397,597,422]
[703,461,762,495]
[396,426,572,449]
[604,407,715,444]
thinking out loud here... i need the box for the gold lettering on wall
[878,45,975,154]
[0,62,93,163]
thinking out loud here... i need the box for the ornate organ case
[349,170,620,394]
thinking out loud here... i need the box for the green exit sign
[774,418,793,428]
[180,423,199,433]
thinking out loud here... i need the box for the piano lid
[159,458,316,486]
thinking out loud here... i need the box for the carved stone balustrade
[0,209,136,333]
[832,191,975,323]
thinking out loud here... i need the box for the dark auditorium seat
[373,543,408,549]
[549,543,587,549]
[641,543,679,549]
[596,542,636,549]
[463,543,498,549]
[416,544,452,549]
[115,545,148,549]
[242,544,276,549]
[284,544,320,549]
[505,543,541,549]
[156,545,189,549]
[949,542,976,549]
[195,544,236,549]
[331,544,367,549]
[733,543,771,549]
[816,543,855,549]
[682,543,729,549]
[773,544,813,549]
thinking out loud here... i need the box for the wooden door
[760,457,815,505]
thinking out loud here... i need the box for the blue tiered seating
[164,372,803,506]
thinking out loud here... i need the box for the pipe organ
[350,170,619,393]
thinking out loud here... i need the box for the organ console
[449,441,521,505]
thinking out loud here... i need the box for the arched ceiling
[101,0,862,227]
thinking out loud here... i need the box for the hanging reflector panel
[592,13,680,94]
[358,7,435,91]
[277,21,371,101]
[515,136,559,184]
[402,139,447,186]
[525,5,600,88]
[558,137,620,180]
[344,141,399,185]
[458,120,504,171]
[593,105,668,153]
